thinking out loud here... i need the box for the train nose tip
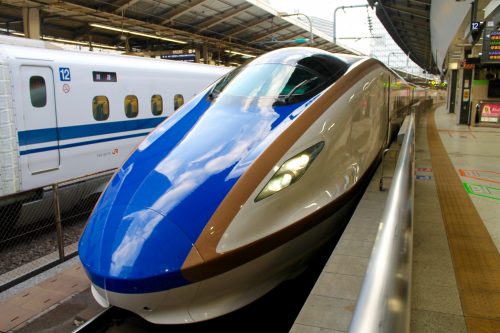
[79,206,201,293]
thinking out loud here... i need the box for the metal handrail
[379,148,399,191]
[348,113,415,333]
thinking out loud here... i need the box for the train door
[20,66,60,173]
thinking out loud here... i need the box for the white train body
[79,47,423,324]
[0,36,229,197]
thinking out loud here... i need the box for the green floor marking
[463,182,500,201]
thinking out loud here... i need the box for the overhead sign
[481,21,500,63]
[161,49,196,62]
[471,21,482,41]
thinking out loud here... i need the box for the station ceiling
[367,0,496,75]
[367,0,437,73]
[0,0,361,64]
[2,0,496,76]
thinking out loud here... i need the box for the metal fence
[0,169,116,292]
[348,112,415,333]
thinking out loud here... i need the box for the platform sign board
[161,54,196,62]
[161,49,196,62]
[479,102,500,123]
[481,21,500,64]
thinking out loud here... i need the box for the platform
[0,104,499,332]
[290,103,500,333]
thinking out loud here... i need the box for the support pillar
[202,43,209,64]
[23,7,41,39]
[459,67,473,124]
[195,49,201,63]
[448,70,458,113]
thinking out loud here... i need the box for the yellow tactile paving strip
[427,109,500,332]
[0,264,89,332]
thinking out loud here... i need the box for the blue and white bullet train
[79,47,418,324]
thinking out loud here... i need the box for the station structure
[0,0,362,65]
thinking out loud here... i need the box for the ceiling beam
[222,14,274,37]
[113,0,141,14]
[195,3,252,33]
[381,3,429,19]
[390,14,430,28]
[159,0,209,25]
[245,24,291,43]
[394,21,430,34]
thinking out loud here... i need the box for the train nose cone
[79,206,202,293]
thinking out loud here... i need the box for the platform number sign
[471,21,481,41]
[59,67,71,81]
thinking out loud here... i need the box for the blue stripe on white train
[18,117,167,155]
[19,132,150,155]
[17,117,167,146]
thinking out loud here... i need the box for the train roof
[248,47,366,67]
[0,35,228,74]
[0,35,64,50]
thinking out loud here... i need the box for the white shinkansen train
[0,36,229,232]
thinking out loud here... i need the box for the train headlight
[255,141,324,202]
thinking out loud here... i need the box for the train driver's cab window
[30,76,47,107]
[125,95,139,118]
[151,95,163,116]
[174,94,184,111]
[92,96,110,121]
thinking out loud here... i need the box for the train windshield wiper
[208,89,220,101]
[277,77,320,104]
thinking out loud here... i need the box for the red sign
[480,102,500,118]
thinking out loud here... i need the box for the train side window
[151,95,163,115]
[92,96,110,121]
[174,94,184,111]
[29,76,47,107]
[125,95,139,118]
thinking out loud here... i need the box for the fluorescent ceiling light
[41,36,118,49]
[90,23,186,44]
[224,50,256,58]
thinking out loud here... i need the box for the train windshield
[210,56,348,105]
